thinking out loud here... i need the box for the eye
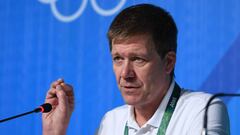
[133,57,144,63]
[132,57,146,66]
[112,56,123,65]
[113,56,122,61]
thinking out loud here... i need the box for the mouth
[124,86,138,88]
[121,85,140,88]
[121,86,141,93]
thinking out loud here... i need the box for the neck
[134,101,160,127]
[134,79,172,127]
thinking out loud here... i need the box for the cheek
[136,65,164,87]
[135,68,151,86]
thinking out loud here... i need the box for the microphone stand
[0,103,52,123]
[202,93,240,135]
[0,109,39,123]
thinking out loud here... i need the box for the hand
[42,79,74,135]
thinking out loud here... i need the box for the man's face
[111,35,173,107]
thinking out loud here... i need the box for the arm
[188,99,230,135]
[42,79,74,135]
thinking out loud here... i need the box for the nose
[120,61,135,79]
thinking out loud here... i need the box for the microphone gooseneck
[0,103,52,123]
[202,93,240,135]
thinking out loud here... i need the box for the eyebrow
[111,51,150,59]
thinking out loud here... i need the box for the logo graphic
[38,0,126,22]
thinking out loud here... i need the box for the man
[42,4,230,135]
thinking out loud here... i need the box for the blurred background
[0,0,239,134]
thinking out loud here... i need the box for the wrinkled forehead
[111,34,154,48]
[111,34,157,56]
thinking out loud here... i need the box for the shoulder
[180,89,212,102]
[179,89,222,109]
[168,89,229,134]
[175,89,228,122]
[179,89,229,126]
[103,104,129,120]
[102,105,129,124]
[173,89,230,134]
[97,105,128,135]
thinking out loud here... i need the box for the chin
[123,96,141,106]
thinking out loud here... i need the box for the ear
[164,51,176,74]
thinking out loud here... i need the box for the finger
[45,97,58,106]
[60,83,74,97]
[51,78,65,88]
[60,83,73,91]
[46,88,57,99]
[55,85,68,110]
[57,78,64,83]
[58,83,74,110]
[56,85,63,90]
[57,84,74,103]
[60,83,74,105]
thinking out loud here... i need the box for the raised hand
[42,79,74,135]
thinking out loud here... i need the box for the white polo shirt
[97,81,230,135]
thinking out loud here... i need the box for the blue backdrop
[0,0,239,135]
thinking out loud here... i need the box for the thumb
[56,85,69,111]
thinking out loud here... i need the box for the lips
[119,81,142,92]
[120,82,141,87]
[120,85,140,89]
[120,85,141,93]
[122,85,139,88]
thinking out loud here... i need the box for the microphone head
[41,103,52,113]
[36,103,52,113]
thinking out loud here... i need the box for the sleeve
[187,99,230,135]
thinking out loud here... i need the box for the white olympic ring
[38,0,126,22]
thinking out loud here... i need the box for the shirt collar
[127,80,176,129]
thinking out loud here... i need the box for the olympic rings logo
[38,0,126,22]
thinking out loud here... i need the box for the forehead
[111,35,155,55]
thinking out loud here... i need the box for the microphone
[202,93,240,135]
[0,103,52,123]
